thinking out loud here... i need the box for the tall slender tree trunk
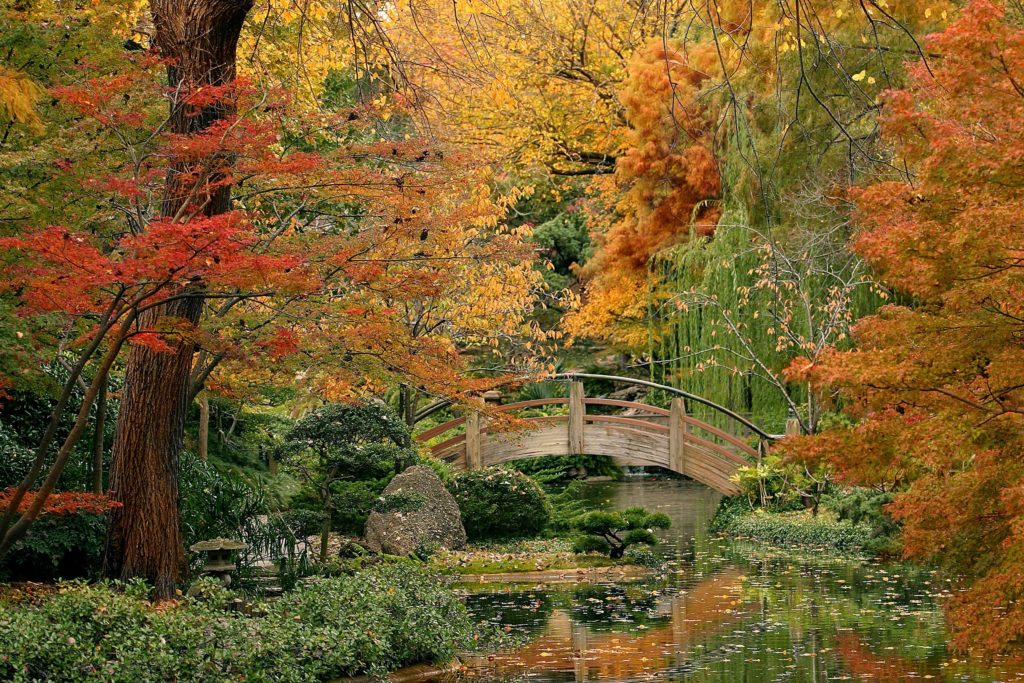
[91,376,107,494]
[197,393,210,461]
[105,0,253,598]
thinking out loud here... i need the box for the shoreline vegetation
[429,537,658,577]
[0,479,960,682]
[711,496,899,557]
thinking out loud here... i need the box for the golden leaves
[0,67,44,132]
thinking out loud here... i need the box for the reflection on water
[444,478,1024,682]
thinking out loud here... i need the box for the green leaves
[570,506,672,557]
[278,402,417,482]
[448,467,551,541]
[0,564,473,682]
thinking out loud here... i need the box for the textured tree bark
[105,297,202,597]
[105,0,253,598]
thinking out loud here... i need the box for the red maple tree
[784,0,1024,655]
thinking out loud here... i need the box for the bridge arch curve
[414,375,773,496]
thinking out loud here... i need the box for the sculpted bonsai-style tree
[277,403,418,562]
[571,507,670,559]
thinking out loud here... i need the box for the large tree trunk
[105,0,253,598]
[105,297,202,597]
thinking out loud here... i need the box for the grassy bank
[713,501,874,554]
[430,538,658,576]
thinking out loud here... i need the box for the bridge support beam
[569,381,585,456]
[669,397,688,474]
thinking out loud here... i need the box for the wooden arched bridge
[415,374,775,496]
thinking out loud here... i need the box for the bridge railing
[415,380,765,484]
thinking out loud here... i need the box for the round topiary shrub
[448,467,551,540]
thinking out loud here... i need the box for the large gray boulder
[363,465,466,555]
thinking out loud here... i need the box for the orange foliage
[0,489,120,516]
[567,42,721,346]
[783,0,1024,656]
[0,60,549,412]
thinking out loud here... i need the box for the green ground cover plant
[720,507,873,553]
[0,564,473,682]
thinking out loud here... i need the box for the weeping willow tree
[633,0,943,435]
[646,212,880,434]
[644,105,886,433]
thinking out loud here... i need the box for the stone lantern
[189,537,248,586]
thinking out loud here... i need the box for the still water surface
[446,479,1024,682]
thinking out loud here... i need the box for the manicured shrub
[827,488,902,556]
[448,467,550,540]
[0,564,474,682]
[570,507,671,558]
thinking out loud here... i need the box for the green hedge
[0,564,472,682]
[723,509,873,553]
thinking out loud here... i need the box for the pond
[444,478,1024,682]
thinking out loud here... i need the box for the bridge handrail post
[465,412,481,469]
[465,396,486,469]
[669,397,687,474]
[568,381,585,456]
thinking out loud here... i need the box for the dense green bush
[709,496,752,533]
[827,488,902,556]
[0,421,34,490]
[448,467,550,540]
[724,509,872,552]
[0,510,107,581]
[0,564,473,682]
[0,374,119,492]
